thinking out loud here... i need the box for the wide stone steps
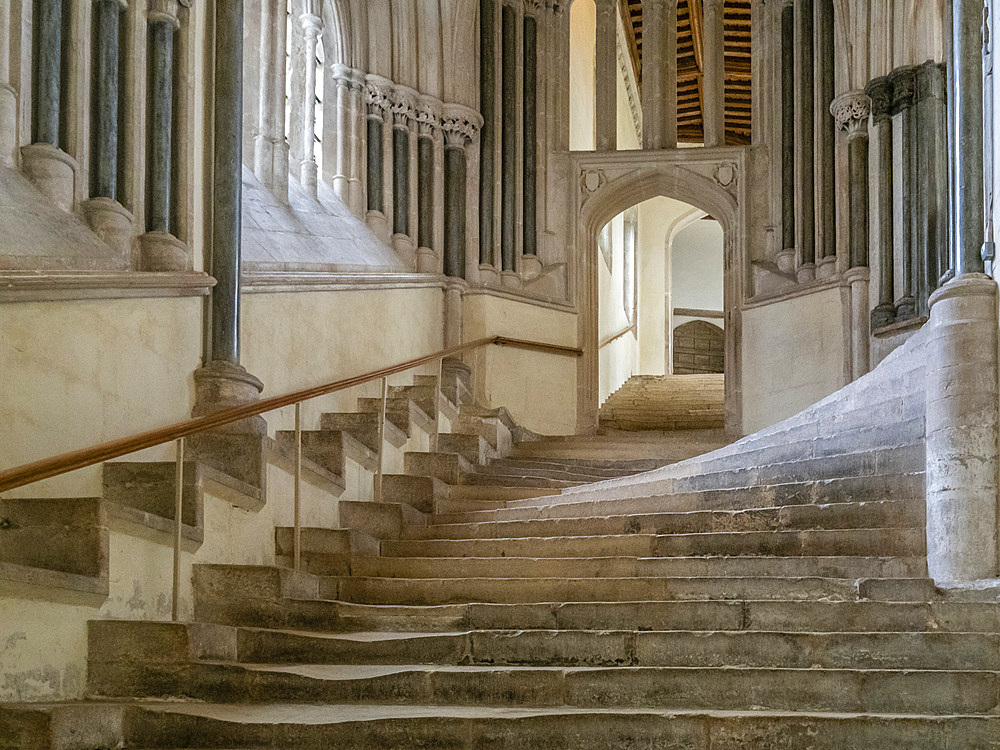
[410,500,923,540]
[325,575,873,606]
[120,703,1000,750]
[380,527,925,560]
[232,627,1000,671]
[108,661,1000,715]
[352,554,924,580]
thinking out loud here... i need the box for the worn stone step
[404,452,474,484]
[382,528,925,560]
[475,463,643,482]
[98,661,1000,715]
[438,433,499,465]
[232,627,1000,671]
[459,473,581,489]
[322,575,863,605]
[331,599,1000,634]
[357,396,432,437]
[352,554,924,580]
[411,500,923,540]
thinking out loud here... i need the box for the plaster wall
[671,219,724,321]
[463,293,578,434]
[568,0,596,151]
[0,297,203,498]
[597,209,638,402]
[741,287,847,433]
[637,198,674,375]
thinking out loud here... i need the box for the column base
[500,270,521,289]
[392,233,416,269]
[775,248,796,275]
[478,263,501,286]
[845,266,870,380]
[21,143,76,212]
[416,246,438,274]
[925,273,1000,584]
[521,253,543,280]
[815,255,838,279]
[190,360,268,490]
[300,159,318,198]
[366,211,391,245]
[81,198,134,265]
[139,231,192,272]
[895,296,917,321]
[0,83,17,168]
[443,278,466,349]
[795,263,816,284]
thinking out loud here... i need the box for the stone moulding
[0,270,215,303]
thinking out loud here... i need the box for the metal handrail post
[374,376,388,502]
[293,402,302,573]
[171,437,184,622]
[431,357,444,452]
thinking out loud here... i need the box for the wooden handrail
[599,324,637,349]
[0,335,582,493]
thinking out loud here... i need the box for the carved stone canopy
[830,91,872,134]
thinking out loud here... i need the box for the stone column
[778,2,795,273]
[702,0,726,148]
[365,76,391,243]
[0,0,17,166]
[330,65,353,204]
[889,65,917,320]
[442,121,470,279]
[254,0,288,201]
[82,0,132,261]
[663,0,678,148]
[522,11,539,270]
[949,0,986,277]
[500,2,517,275]
[348,73,367,217]
[594,0,616,150]
[479,0,497,269]
[793,0,815,282]
[415,98,440,274]
[832,91,871,380]
[924,0,998,585]
[299,9,322,197]
[866,75,895,329]
[814,0,836,275]
[641,0,665,149]
[22,0,75,211]
[390,88,416,265]
[139,0,189,271]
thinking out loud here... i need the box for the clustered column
[814,0,836,275]
[792,0,815,281]
[641,0,677,149]
[298,9,323,197]
[364,78,391,241]
[831,91,871,380]
[254,0,289,202]
[866,75,894,329]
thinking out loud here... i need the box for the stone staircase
[6,326,1000,748]
[600,373,725,431]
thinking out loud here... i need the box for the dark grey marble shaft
[522,14,537,258]
[866,76,894,326]
[91,0,122,200]
[479,0,496,265]
[211,0,243,365]
[848,132,869,268]
[31,0,62,146]
[392,124,410,236]
[780,3,794,252]
[950,0,985,275]
[794,0,815,268]
[147,18,175,233]
[816,0,835,259]
[890,66,916,319]
[444,144,466,278]
[417,134,434,249]
[367,113,384,212]
[500,3,516,272]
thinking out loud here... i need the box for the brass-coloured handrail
[598,324,637,350]
[0,335,582,493]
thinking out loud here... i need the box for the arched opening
[668,218,725,373]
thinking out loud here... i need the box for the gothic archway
[572,150,748,435]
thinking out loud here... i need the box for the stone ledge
[872,315,928,339]
[743,276,845,310]
[0,270,215,303]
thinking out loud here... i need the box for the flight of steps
[600,374,725,431]
[7,326,1000,748]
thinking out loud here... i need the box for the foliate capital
[830,90,871,134]
[441,104,483,149]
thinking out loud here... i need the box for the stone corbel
[830,90,872,138]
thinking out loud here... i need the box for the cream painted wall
[598,209,638,402]
[671,219,724,316]
[568,0,596,151]
[742,287,847,433]
[463,293,578,434]
[0,297,203,498]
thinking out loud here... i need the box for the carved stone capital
[389,85,419,129]
[865,76,892,124]
[415,95,443,138]
[887,65,917,114]
[441,103,483,149]
[830,91,871,134]
[365,74,394,116]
